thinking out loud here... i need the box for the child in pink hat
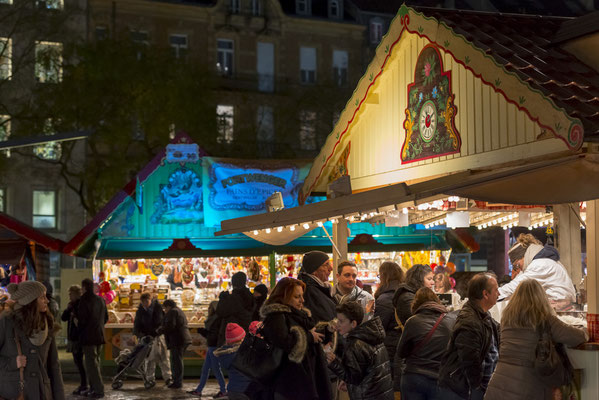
[214,323,251,399]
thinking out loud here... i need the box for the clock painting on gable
[401,45,461,163]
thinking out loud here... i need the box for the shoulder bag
[232,327,284,385]
[534,320,574,387]
[411,313,447,355]
[13,328,25,400]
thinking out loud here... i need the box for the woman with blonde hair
[485,279,586,400]
[374,261,405,380]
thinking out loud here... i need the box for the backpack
[534,320,574,387]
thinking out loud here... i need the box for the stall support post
[587,199,599,341]
[554,203,582,286]
[269,252,276,289]
[332,219,348,286]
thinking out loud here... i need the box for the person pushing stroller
[132,292,173,387]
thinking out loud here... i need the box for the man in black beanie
[297,251,337,327]
[215,271,254,346]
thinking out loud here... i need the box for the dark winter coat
[0,312,65,400]
[61,299,81,343]
[260,302,332,400]
[374,280,402,369]
[252,295,267,322]
[392,283,418,326]
[133,300,164,338]
[328,317,394,400]
[297,272,337,324]
[76,291,108,346]
[216,287,254,346]
[396,301,457,380]
[198,313,220,348]
[214,342,251,394]
[438,300,500,399]
[162,306,192,350]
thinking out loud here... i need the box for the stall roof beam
[216,155,580,236]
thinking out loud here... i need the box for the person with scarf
[0,281,65,400]
[260,277,332,400]
[499,241,576,307]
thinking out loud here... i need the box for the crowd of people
[0,242,589,400]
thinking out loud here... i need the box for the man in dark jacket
[133,293,172,387]
[438,273,500,400]
[327,301,393,400]
[160,299,192,389]
[297,251,336,324]
[77,278,108,398]
[216,271,254,346]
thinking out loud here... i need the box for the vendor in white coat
[499,241,576,307]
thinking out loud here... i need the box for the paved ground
[63,379,223,399]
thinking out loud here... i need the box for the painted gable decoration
[402,45,461,163]
[151,168,203,224]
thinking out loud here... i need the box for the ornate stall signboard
[402,45,461,163]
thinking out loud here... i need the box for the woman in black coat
[396,288,456,400]
[373,261,405,378]
[260,277,332,400]
[391,264,434,391]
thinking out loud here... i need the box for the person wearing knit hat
[507,233,541,279]
[500,241,576,304]
[297,251,337,329]
[225,323,246,344]
[7,280,46,310]
[214,323,251,398]
[0,281,66,400]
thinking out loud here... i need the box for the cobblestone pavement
[63,379,222,399]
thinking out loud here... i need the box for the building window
[217,39,234,77]
[169,34,188,59]
[95,26,108,41]
[257,106,274,156]
[230,0,240,14]
[0,115,10,157]
[33,119,61,160]
[332,50,348,87]
[130,30,149,45]
[36,0,62,10]
[130,31,149,59]
[300,47,316,85]
[329,0,340,19]
[33,190,56,229]
[370,19,384,44]
[296,0,310,15]
[217,105,234,144]
[0,0,13,4]
[0,38,11,80]
[257,42,274,92]
[299,110,317,150]
[252,0,261,16]
[0,188,5,213]
[35,41,62,83]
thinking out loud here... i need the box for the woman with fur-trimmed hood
[260,277,333,400]
[0,281,65,400]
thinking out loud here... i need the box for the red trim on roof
[63,132,207,255]
[0,213,65,252]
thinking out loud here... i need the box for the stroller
[112,335,155,390]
